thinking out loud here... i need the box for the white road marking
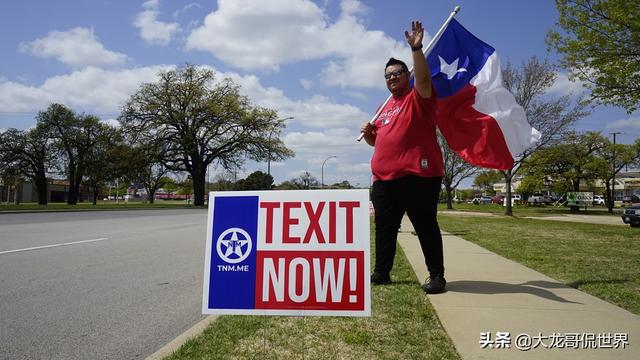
[0,238,109,255]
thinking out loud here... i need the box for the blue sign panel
[208,196,259,310]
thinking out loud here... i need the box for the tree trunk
[605,179,613,213]
[92,187,99,205]
[67,165,79,205]
[572,179,580,192]
[148,190,155,204]
[504,170,513,216]
[445,185,454,210]
[35,169,48,205]
[14,182,20,205]
[192,167,206,206]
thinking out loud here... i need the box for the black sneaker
[370,272,392,285]
[421,274,446,294]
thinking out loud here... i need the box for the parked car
[491,195,505,204]
[621,203,640,227]
[472,196,493,205]
[592,195,605,206]
[527,193,552,205]
[622,195,640,204]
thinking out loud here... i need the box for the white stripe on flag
[471,52,541,158]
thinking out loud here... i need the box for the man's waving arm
[406,21,432,98]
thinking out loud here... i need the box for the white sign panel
[203,189,371,317]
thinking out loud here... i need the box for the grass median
[437,214,640,315]
[166,222,460,360]
[438,203,624,216]
[0,200,199,212]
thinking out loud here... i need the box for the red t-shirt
[371,87,443,181]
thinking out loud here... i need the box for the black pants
[371,175,444,278]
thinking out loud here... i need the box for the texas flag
[427,19,541,169]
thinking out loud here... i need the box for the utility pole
[610,132,622,207]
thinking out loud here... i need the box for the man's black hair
[385,58,408,72]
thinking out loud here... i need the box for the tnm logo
[216,227,252,264]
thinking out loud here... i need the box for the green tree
[330,180,353,189]
[292,171,318,189]
[120,138,172,204]
[595,138,640,212]
[0,125,54,205]
[275,180,302,190]
[235,171,273,190]
[119,64,293,206]
[39,104,106,205]
[520,132,607,202]
[547,0,640,113]
[160,176,179,193]
[83,124,124,205]
[500,57,589,216]
[473,170,502,194]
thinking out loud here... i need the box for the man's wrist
[411,44,423,52]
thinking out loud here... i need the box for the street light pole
[321,155,337,189]
[267,116,294,189]
[610,132,622,207]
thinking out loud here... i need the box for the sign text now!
[203,190,371,317]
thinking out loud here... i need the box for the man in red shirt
[361,21,445,294]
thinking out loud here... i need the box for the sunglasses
[384,69,406,80]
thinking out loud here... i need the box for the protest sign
[203,190,371,317]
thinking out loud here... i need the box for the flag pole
[356,6,461,142]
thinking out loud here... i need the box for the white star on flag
[438,56,468,79]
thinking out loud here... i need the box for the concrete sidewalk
[397,216,640,359]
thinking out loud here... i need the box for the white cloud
[134,0,181,45]
[223,72,368,129]
[278,128,373,186]
[0,63,374,185]
[0,63,366,128]
[606,116,640,131]
[0,65,173,113]
[173,2,202,18]
[186,0,412,88]
[548,72,587,96]
[143,0,160,9]
[19,27,128,68]
[300,79,313,90]
[102,119,121,128]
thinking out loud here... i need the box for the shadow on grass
[446,280,582,304]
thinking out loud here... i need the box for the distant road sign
[567,192,593,207]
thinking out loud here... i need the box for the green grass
[437,215,640,314]
[0,200,201,212]
[166,223,460,360]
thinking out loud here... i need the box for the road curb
[145,315,219,360]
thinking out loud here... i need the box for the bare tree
[500,57,589,215]
[439,132,479,209]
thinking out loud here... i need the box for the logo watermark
[480,331,629,351]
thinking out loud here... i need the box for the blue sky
[1,0,638,187]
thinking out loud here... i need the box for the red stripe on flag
[436,84,514,170]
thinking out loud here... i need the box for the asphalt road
[0,209,209,360]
